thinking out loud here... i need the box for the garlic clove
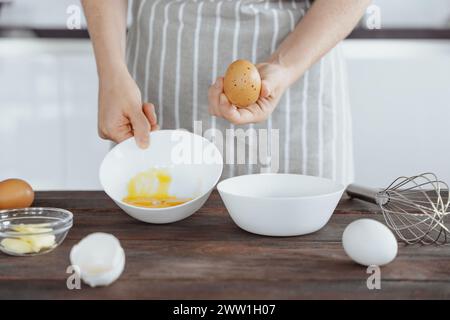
[11,223,52,234]
[70,233,125,287]
[21,234,56,253]
[1,223,56,255]
[1,238,33,254]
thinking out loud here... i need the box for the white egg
[70,233,125,287]
[342,219,398,266]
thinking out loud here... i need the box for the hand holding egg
[208,60,289,125]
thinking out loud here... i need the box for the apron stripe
[143,0,162,102]
[302,0,311,175]
[284,9,295,173]
[340,47,354,184]
[192,2,205,129]
[229,0,242,177]
[267,8,279,173]
[125,1,137,67]
[132,0,148,80]
[247,4,260,174]
[126,34,132,64]
[301,70,309,174]
[317,58,324,177]
[330,48,338,181]
[338,48,347,183]
[158,1,175,128]
[211,1,224,132]
[347,81,355,184]
[346,47,355,184]
[174,1,187,129]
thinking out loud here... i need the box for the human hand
[98,66,159,148]
[208,62,290,125]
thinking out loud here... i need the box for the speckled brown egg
[0,179,34,210]
[223,60,261,108]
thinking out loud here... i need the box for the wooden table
[1,191,449,299]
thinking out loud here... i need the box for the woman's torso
[127,0,354,185]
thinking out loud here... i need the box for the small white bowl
[99,130,223,224]
[217,174,345,236]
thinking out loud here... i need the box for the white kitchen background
[1,0,450,190]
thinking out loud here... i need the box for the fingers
[218,93,239,120]
[143,103,157,125]
[218,99,262,125]
[128,109,151,149]
[256,62,279,98]
[207,77,268,125]
[223,95,278,125]
[98,121,133,144]
[143,102,160,131]
[99,102,158,148]
[112,127,133,144]
[260,80,272,98]
[208,76,250,124]
[208,77,224,117]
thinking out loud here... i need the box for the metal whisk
[347,173,450,245]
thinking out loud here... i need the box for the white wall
[370,0,450,28]
[343,40,450,187]
[0,0,88,28]
[0,0,132,28]
[0,39,110,190]
[0,38,449,189]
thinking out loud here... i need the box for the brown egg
[223,59,261,108]
[0,179,34,210]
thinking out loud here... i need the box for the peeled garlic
[0,223,56,255]
[12,224,52,234]
[1,238,34,254]
[70,233,125,287]
[21,234,56,252]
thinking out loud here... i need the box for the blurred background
[0,0,449,190]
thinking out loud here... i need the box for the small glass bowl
[0,207,73,256]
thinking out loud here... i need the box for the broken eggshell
[70,232,125,287]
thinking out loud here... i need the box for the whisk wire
[376,172,449,245]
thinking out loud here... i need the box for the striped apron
[126,0,354,186]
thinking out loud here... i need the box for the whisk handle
[346,184,379,204]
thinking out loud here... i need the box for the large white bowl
[99,130,223,224]
[217,174,345,236]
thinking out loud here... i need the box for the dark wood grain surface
[0,191,449,300]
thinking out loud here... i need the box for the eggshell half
[70,233,125,287]
[223,60,261,108]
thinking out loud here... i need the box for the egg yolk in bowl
[122,169,192,209]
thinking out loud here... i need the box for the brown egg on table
[0,179,34,210]
[223,59,261,108]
